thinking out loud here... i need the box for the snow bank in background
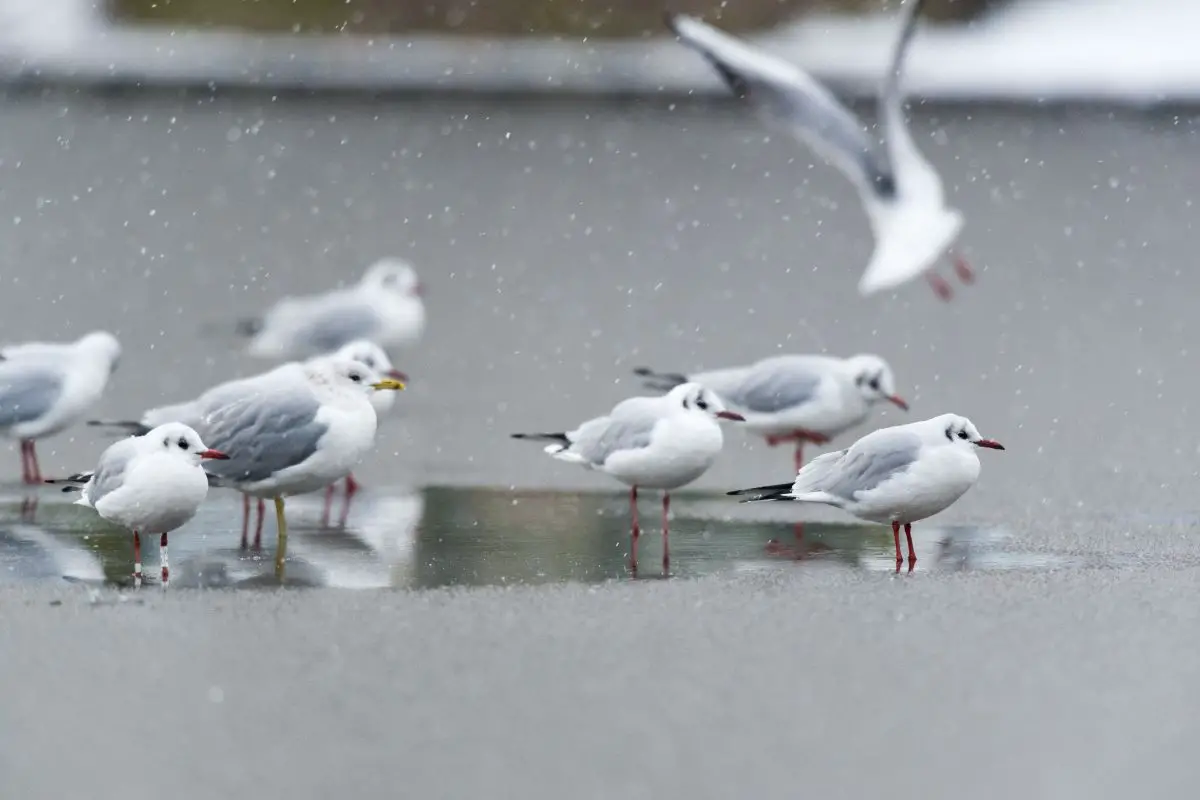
[1,0,1200,103]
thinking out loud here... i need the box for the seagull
[193,356,404,577]
[0,331,121,484]
[237,257,426,360]
[47,422,229,587]
[512,382,745,573]
[88,339,408,544]
[635,353,908,471]
[666,0,974,300]
[728,413,1003,572]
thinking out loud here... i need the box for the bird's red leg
[240,494,250,549]
[661,491,670,574]
[629,486,640,574]
[29,442,41,483]
[892,521,902,572]
[927,273,953,302]
[160,532,170,586]
[951,251,975,284]
[253,499,265,550]
[132,530,143,588]
[18,440,29,484]
[904,522,916,573]
[345,473,361,498]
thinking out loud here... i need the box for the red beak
[887,395,909,411]
[716,410,746,421]
[199,449,229,460]
[975,439,1005,450]
[386,368,409,382]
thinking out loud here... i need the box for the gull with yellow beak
[196,355,404,576]
[98,355,403,577]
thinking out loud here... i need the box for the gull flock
[1,0,1000,584]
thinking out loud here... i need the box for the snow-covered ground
[1,0,1198,103]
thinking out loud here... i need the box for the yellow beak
[370,378,406,392]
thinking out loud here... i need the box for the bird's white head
[845,354,908,411]
[928,413,1005,451]
[331,340,407,383]
[75,331,122,372]
[666,382,746,422]
[310,356,406,396]
[146,422,229,464]
[359,258,424,298]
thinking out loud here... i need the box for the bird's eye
[697,397,709,410]
[177,437,189,450]
[957,430,969,440]
[349,372,362,383]
[868,376,881,391]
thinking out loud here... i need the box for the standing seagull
[48,422,229,587]
[0,331,121,484]
[196,357,404,577]
[666,0,973,300]
[635,353,907,471]
[88,340,408,542]
[512,383,744,573]
[238,258,426,360]
[728,413,1003,572]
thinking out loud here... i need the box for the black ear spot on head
[944,425,954,442]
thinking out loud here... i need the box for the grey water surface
[3,90,1200,799]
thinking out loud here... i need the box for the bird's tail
[632,366,689,393]
[511,432,573,456]
[87,419,150,436]
[726,482,795,503]
[44,472,92,493]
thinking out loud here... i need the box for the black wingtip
[235,317,263,337]
[512,432,571,444]
[726,482,795,502]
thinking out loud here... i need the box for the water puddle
[0,485,1097,590]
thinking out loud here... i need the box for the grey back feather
[796,428,921,501]
[86,438,138,507]
[723,361,823,414]
[568,408,658,467]
[196,381,328,486]
[0,365,62,428]
[300,304,382,355]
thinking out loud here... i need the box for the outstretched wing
[667,12,895,200]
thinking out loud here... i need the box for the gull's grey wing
[86,438,139,507]
[295,303,382,356]
[796,428,921,501]
[720,359,823,415]
[568,410,658,467]
[197,378,328,485]
[0,363,62,428]
[878,0,938,198]
[667,13,895,199]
